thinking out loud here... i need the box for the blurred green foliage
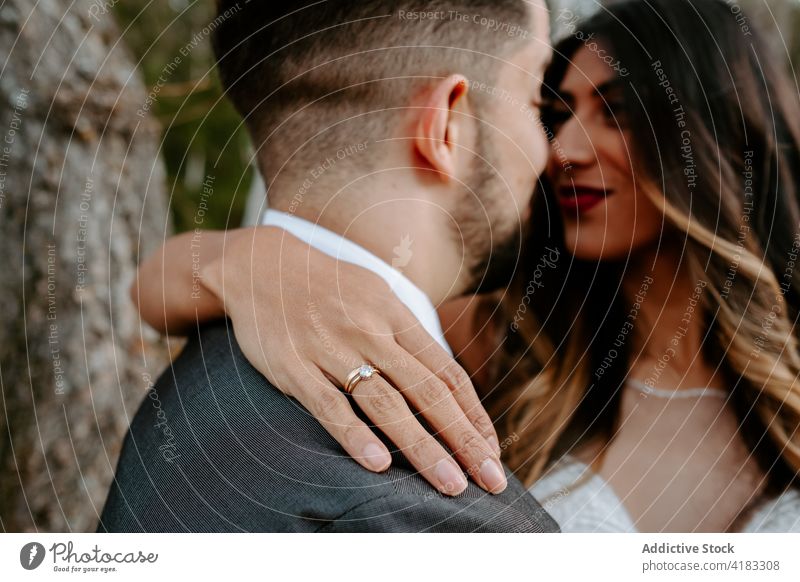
[114,0,254,233]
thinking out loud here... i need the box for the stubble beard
[454,140,528,296]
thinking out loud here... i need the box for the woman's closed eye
[541,101,572,134]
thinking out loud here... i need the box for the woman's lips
[557,185,613,213]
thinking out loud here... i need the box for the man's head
[213,0,551,296]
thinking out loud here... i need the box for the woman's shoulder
[528,455,638,533]
[529,455,588,498]
[741,488,800,532]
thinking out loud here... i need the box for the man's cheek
[517,135,543,185]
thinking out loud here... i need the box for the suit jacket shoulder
[98,321,559,533]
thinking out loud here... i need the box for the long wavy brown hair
[486,0,800,495]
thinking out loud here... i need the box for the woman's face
[545,46,664,261]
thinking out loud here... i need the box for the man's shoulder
[99,321,558,533]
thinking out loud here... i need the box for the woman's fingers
[395,325,501,455]
[349,374,469,496]
[377,346,506,494]
[291,370,392,473]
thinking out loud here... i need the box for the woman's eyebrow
[547,77,623,105]
[595,78,625,98]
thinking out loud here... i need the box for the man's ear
[415,74,470,182]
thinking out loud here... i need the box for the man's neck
[268,194,464,305]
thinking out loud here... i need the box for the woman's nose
[555,115,596,168]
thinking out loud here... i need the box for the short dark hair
[212,1,531,184]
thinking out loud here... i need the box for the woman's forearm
[131,229,232,335]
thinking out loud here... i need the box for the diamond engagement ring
[343,364,382,394]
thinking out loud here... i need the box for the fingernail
[436,459,467,495]
[480,458,507,494]
[488,435,501,456]
[362,443,391,471]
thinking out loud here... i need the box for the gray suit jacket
[98,321,559,532]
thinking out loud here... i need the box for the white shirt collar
[261,209,452,355]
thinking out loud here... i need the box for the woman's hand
[198,226,506,496]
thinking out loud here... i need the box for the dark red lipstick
[557,185,613,213]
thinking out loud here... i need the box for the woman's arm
[133,226,506,496]
[134,229,499,390]
[131,229,236,335]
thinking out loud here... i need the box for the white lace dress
[531,455,800,532]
